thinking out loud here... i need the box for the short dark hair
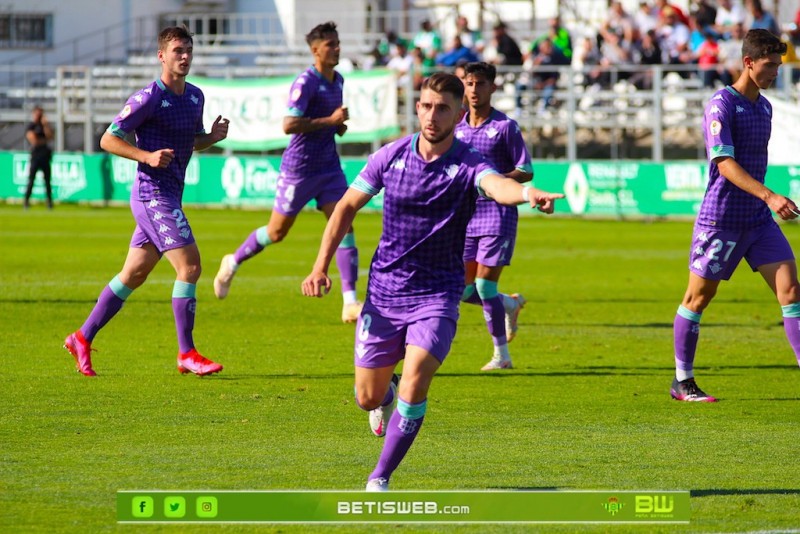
[463,61,496,82]
[742,29,787,60]
[158,26,193,51]
[421,72,464,103]
[306,21,338,46]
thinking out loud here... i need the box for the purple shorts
[129,197,195,253]
[688,220,794,281]
[463,235,516,267]
[274,171,347,216]
[354,298,459,368]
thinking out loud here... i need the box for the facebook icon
[131,496,154,518]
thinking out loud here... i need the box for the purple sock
[482,294,508,346]
[369,400,425,482]
[172,281,197,354]
[233,228,268,264]
[783,316,800,365]
[80,284,127,342]
[335,245,359,293]
[674,307,701,375]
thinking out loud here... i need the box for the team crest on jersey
[445,164,459,178]
[485,127,499,139]
[709,120,722,136]
[291,88,302,102]
[119,105,132,119]
[190,94,199,105]
[455,130,465,139]
[735,105,745,113]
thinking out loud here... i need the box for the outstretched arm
[302,187,372,297]
[480,173,564,213]
[716,157,799,220]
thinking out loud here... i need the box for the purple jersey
[352,134,499,307]
[281,67,345,178]
[455,109,532,237]
[108,79,205,201]
[699,86,773,231]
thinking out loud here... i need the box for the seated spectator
[718,22,745,82]
[658,7,692,71]
[375,30,407,65]
[410,47,435,91]
[603,2,637,45]
[456,15,484,55]
[529,38,570,110]
[714,0,746,40]
[412,19,442,61]
[695,31,728,87]
[573,36,605,88]
[531,16,573,60]
[694,1,718,33]
[490,21,524,67]
[386,42,414,88]
[630,29,664,89]
[436,35,479,67]
[746,0,780,37]
[655,0,691,28]
[634,2,659,37]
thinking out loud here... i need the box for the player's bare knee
[268,229,288,243]
[356,391,381,411]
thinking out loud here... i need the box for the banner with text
[192,69,400,151]
[117,490,690,524]
[6,152,800,218]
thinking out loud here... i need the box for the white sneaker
[366,478,389,492]
[213,254,237,299]
[504,293,527,343]
[369,377,398,437]
[342,301,363,323]
[481,354,513,371]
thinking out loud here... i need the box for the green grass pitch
[1,204,800,533]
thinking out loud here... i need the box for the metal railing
[1,62,798,159]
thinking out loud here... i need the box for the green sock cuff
[677,305,702,323]
[172,281,196,299]
[109,275,133,300]
[339,232,356,249]
[397,398,427,419]
[475,278,499,299]
[782,302,800,318]
[461,284,476,302]
[256,226,272,247]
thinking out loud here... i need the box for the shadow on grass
[692,488,800,497]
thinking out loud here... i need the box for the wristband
[521,186,531,203]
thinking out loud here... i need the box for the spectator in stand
[531,16,573,60]
[413,19,442,61]
[693,1,718,33]
[746,0,780,37]
[387,42,414,88]
[529,38,570,111]
[456,15,484,55]
[597,20,633,81]
[411,47,435,91]
[490,21,524,67]
[634,2,659,37]
[376,30,408,65]
[658,7,693,73]
[603,2,637,45]
[436,35,480,67]
[630,29,664,89]
[655,0,691,27]
[719,22,745,82]
[714,0,746,40]
[695,30,726,87]
[573,36,606,88]
[688,13,707,54]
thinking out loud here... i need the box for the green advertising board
[6,151,800,218]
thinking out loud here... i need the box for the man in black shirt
[24,105,54,209]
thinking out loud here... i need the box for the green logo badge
[196,496,218,518]
[131,496,154,518]
[164,496,186,518]
[602,496,624,516]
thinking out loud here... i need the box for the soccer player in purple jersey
[213,22,363,322]
[672,29,800,402]
[301,73,563,491]
[63,26,229,377]
[456,62,533,371]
